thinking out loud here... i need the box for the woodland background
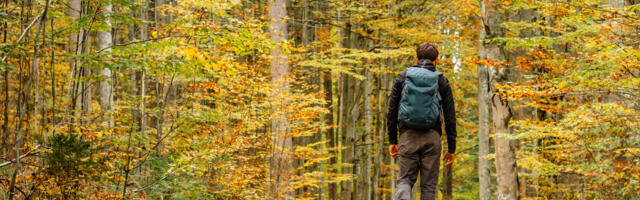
[0,0,639,199]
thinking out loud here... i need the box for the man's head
[416,42,439,61]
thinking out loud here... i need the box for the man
[387,42,457,200]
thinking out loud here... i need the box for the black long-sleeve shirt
[387,59,458,153]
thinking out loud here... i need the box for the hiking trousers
[395,129,441,200]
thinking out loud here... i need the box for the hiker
[387,42,457,200]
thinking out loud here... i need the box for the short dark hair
[416,43,439,61]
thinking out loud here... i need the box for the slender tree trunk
[78,1,91,127]
[387,60,396,200]
[155,76,163,155]
[68,0,83,130]
[8,55,24,200]
[9,2,51,198]
[69,0,82,55]
[293,1,316,196]
[32,7,43,144]
[339,74,352,200]
[322,68,336,199]
[81,69,92,125]
[373,80,381,200]
[268,0,292,197]
[48,16,55,140]
[155,75,172,155]
[155,0,164,27]
[359,68,372,200]
[350,74,362,200]
[98,0,114,127]
[140,72,146,148]
[2,0,10,155]
[341,73,361,200]
[141,0,148,41]
[478,2,492,199]
[139,0,148,147]
[336,73,345,200]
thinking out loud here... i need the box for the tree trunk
[491,90,517,200]
[359,68,373,200]
[68,0,84,131]
[1,0,9,155]
[155,75,169,155]
[69,0,82,56]
[141,0,149,41]
[9,2,51,198]
[373,67,390,200]
[269,0,292,197]
[140,71,146,149]
[350,74,362,200]
[483,1,518,199]
[155,0,165,29]
[340,74,353,200]
[98,1,113,127]
[336,72,345,200]
[478,2,492,199]
[322,68,336,199]
[139,0,148,148]
[153,0,174,153]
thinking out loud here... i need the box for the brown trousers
[395,129,441,200]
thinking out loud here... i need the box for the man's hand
[389,144,398,158]
[443,152,455,167]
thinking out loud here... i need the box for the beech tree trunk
[478,1,492,199]
[98,1,114,127]
[358,68,373,200]
[322,68,336,199]
[68,0,86,131]
[491,90,517,200]
[268,0,292,197]
[140,0,148,146]
[483,1,518,199]
[340,74,354,200]
[69,0,82,58]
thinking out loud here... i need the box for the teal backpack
[398,67,442,130]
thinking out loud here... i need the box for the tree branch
[1,2,48,62]
[0,145,41,168]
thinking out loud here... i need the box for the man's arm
[387,73,405,145]
[439,76,457,154]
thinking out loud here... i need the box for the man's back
[387,43,457,200]
[387,59,457,154]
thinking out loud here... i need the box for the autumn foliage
[0,0,638,199]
